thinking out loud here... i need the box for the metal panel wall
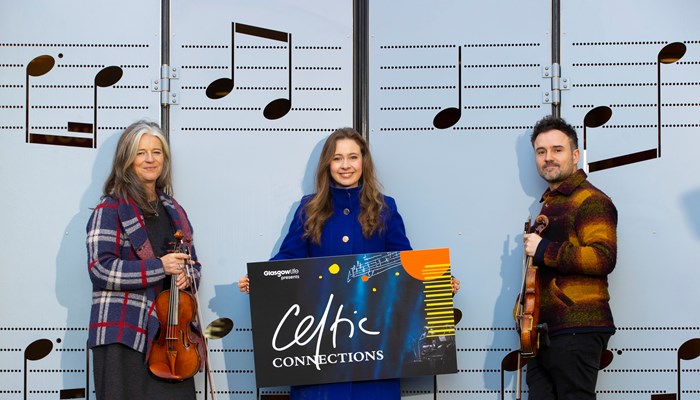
[0,1,161,399]
[2,1,700,399]
[369,1,551,398]
[369,1,700,400]
[561,1,700,399]
[169,0,354,397]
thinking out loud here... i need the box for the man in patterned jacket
[523,115,617,400]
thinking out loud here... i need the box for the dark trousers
[92,344,195,400]
[526,332,611,400]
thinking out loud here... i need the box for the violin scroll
[532,215,549,236]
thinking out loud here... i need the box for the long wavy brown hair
[102,120,172,212]
[302,127,386,245]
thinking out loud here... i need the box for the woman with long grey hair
[86,120,202,399]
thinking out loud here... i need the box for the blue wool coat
[273,186,411,260]
[272,185,411,400]
[86,191,201,353]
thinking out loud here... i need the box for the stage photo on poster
[246,248,458,388]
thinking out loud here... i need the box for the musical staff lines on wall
[376,42,543,132]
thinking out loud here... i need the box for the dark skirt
[92,343,196,400]
[290,379,400,400]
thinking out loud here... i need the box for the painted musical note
[25,55,55,143]
[62,65,124,148]
[650,337,700,400]
[588,42,686,172]
[650,395,675,400]
[433,46,462,129]
[58,339,90,399]
[59,388,86,399]
[24,338,53,400]
[677,338,700,400]
[500,350,525,400]
[259,394,290,400]
[206,22,293,120]
[598,349,614,370]
[26,54,123,148]
[201,318,234,400]
[656,42,686,157]
[582,105,612,173]
[91,66,123,148]
[61,65,123,148]
[453,308,462,326]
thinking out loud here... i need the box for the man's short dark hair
[531,115,579,149]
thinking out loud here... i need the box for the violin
[149,230,203,381]
[514,215,549,400]
[148,230,217,399]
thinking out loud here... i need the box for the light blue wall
[1,0,699,399]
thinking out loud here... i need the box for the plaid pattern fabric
[86,191,202,353]
[534,169,617,334]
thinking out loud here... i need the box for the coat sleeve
[86,200,166,291]
[383,196,412,251]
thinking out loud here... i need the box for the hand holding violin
[523,233,542,257]
[160,252,192,289]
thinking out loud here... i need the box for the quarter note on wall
[24,338,53,400]
[499,350,523,400]
[90,65,123,148]
[206,22,293,120]
[433,46,462,129]
[587,42,686,172]
[649,337,700,400]
[25,55,55,143]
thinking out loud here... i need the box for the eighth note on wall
[587,42,686,172]
[433,46,462,129]
[206,22,293,120]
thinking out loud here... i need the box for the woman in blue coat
[239,127,459,400]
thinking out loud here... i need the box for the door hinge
[542,63,570,105]
[151,64,179,105]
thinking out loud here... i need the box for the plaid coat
[86,191,202,353]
